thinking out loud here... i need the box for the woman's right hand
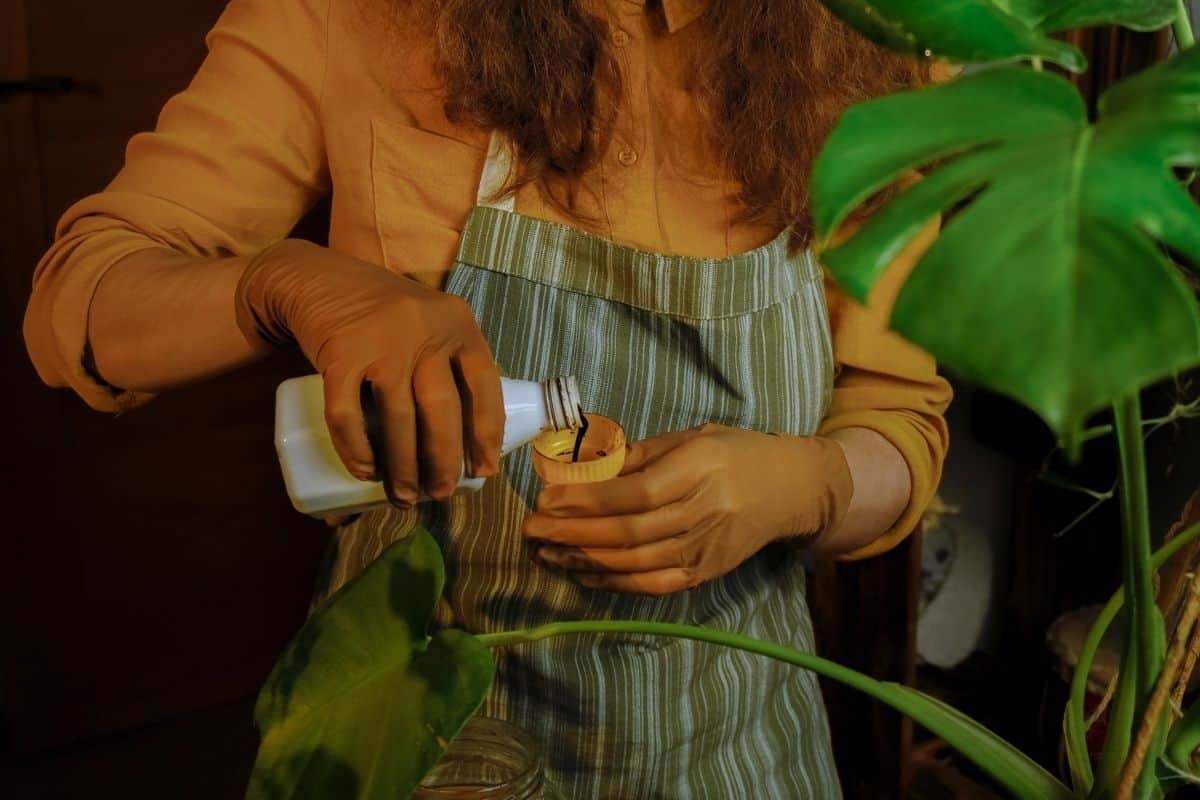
[236,239,504,507]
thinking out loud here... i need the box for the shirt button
[612,29,632,47]
[617,148,638,166]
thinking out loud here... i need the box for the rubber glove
[522,423,854,595]
[235,239,505,506]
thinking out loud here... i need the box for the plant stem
[1115,574,1200,800]
[1177,0,1196,50]
[1093,394,1167,796]
[480,620,1072,800]
[1173,611,1200,711]
[1064,520,1200,793]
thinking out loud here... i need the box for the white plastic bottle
[274,374,583,518]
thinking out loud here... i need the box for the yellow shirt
[23,0,951,558]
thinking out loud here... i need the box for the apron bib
[319,134,842,798]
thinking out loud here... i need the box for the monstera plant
[246,2,1200,798]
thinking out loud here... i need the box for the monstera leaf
[811,49,1200,452]
[817,0,1178,70]
[1004,0,1182,32]
[246,529,495,800]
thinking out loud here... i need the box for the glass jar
[413,716,564,800]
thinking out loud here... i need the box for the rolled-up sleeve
[818,215,953,560]
[23,0,331,412]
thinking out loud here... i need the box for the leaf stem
[1064,521,1200,793]
[1177,0,1196,50]
[1092,395,1167,795]
[479,621,1072,800]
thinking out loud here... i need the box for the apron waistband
[455,206,822,320]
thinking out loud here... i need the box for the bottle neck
[541,376,582,432]
[498,377,582,455]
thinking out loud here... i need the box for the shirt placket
[603,2,660,249]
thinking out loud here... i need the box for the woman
[24,0,951,795]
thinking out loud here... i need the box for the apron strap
[476,130,516,212]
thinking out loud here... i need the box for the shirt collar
[661,0,709,32]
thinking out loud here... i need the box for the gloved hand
[522,423,854,595]
[235,239,505,506]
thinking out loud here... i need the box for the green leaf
[811,55,1200,451]
[818,0,1085,69]
[247,529,495,800]
[815,1,1179,70]
[1002,0,1180,33]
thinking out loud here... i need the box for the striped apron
[318,134,842,798]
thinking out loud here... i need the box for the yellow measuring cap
[531,414,626,484]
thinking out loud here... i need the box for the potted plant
[244,2,1200,798]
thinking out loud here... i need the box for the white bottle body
[275,374,580,518]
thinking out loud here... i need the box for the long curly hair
[407,0,929,246]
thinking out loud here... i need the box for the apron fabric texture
[317,135,843,798]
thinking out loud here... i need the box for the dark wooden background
[2,1,329,795]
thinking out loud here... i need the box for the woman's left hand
[522,423,854,596]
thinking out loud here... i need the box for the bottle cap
[531,414,626,484]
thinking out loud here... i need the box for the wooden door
[2,0,329,755]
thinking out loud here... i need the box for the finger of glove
[536,529,697,573]
[617,427,700,476]
[573,568,699,596]
[524,494,697,547]
[322,363,374,480]
[536,444,698,519]
[369,369,420,507]
[413,354,465,501]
